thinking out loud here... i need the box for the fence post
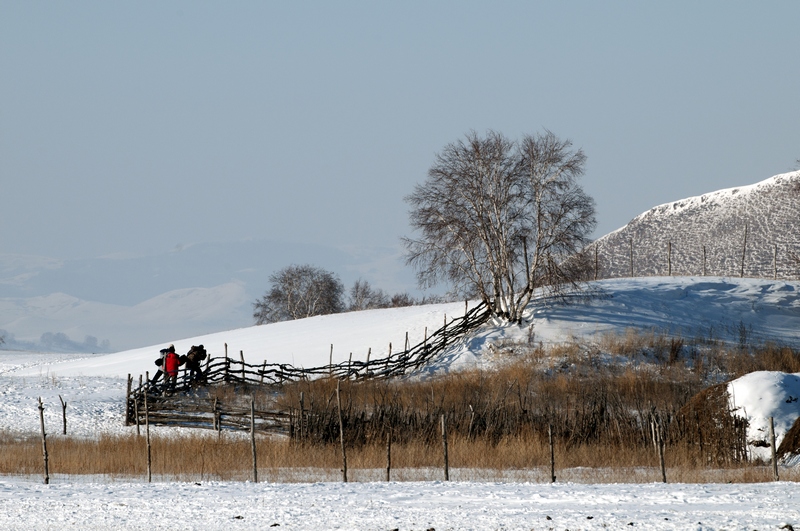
[37,397,49,485]
[702,245,707,276]
[769,416,779,481]
[144,374,152,483]
[441,413,449,481]
[240,350,246,381]
[125,374,132,426]
[299,392,305,440]
[58,394,67,435]
[336,380,347,483]
[629,238,634,277]
[594,245,599,281]
[250,398,258,483]
[668,241,672,276]
[135,375,142,436]
[740,223,748,278]
[385,428,392,482]
[774,244,778,280]
[329,344,334,377]
[549,423,556,483]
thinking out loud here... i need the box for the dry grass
[4,331,799,483]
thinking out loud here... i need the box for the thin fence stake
[144,373,152,483]
[37,397,49,485]
[336,380,347,482]
[58,394,67,435]
[548,423,556,483]
[441,413,449,481]
[385,428,392,482]
[135,375,141,436]
[125,374,132,426]
[770,416,779,481]
[250,398,258,483]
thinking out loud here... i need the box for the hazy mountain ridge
[593,170,800,279]
[0,239,415,352]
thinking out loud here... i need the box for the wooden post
[58,394,67,435]
[135,375,142,436]
[213,397,220,434]
[651,414,666,483]
[240,350,246,381]
[224,344,229,381]
[348,352,352,378]
[299,392,305,440]
[260,360,266,384]
[441,413,449,481]
[385,429,392,482]
[329,344,334,377]
[125,374,132,426]
[144,374,152,483]
[37,397,49,485]
[702,245,707,276]
[774,244,778,280]
[548,423,556,483]
[336,380,347,483]
[667,241,672,276]
[629,238,634,277]
[250,398,258,483]
[769,416,779,481]
[741,223,748,278]
[366,348,371,368]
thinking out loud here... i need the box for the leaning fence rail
[126,301,493,431]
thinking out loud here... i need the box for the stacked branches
[404,130,595,323]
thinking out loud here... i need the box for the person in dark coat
[183,344,207,384]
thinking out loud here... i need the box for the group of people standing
[149,343,208,392]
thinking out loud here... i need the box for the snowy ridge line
[586,170,800,280]
[125,302,493,430]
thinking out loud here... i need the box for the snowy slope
[3,276,800,528]
[4,276,800,454]
[592,170,800,279]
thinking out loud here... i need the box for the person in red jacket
[163,344,181,392]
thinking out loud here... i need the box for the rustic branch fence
[125,301,493,432]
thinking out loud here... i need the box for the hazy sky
[3,1,799,262]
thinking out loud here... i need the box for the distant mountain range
[3,171,798,354]
[0,239,415,352]
[590,170,800,280]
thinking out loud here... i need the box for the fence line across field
[125,301,493,431]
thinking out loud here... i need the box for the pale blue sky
[3,1,799,263]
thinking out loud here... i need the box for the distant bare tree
[348,279,390,311]
[253,264,345,324]
[404,130,595,323]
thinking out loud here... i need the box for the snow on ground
[3,277,800,529]
[1,478,800,531]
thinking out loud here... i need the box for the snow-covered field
[2,478,800,530]
[3,277,800,529]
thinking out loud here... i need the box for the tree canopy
[404,130,595,322]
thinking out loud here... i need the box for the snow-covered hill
[4,276,800,461]
[592,170,800,279]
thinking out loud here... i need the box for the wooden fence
[125,301,493,431]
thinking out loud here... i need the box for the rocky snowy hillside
[591,170,800,280]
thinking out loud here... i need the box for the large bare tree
[253,264,345,324]
[404,130,595,322]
